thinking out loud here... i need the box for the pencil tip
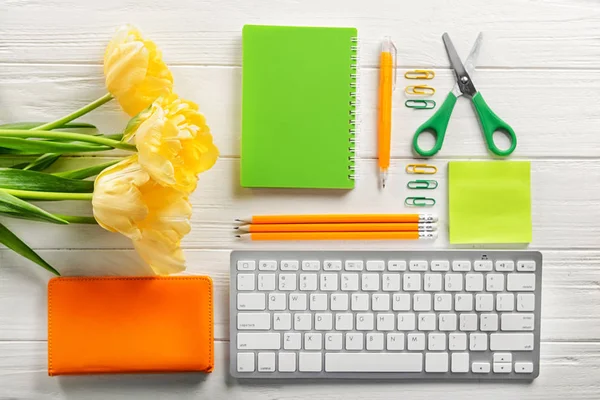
[234,226,239,230]
[234,219,240,222]
[235,235,241,238]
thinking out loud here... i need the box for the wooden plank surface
[1,0,599,397]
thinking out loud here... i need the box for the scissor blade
[463,33,483,77]
[442,33,468,81]
[443,33,479,97]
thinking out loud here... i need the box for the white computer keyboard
[230,250,542,380]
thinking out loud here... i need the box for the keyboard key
[469,333,488,351]
[424,274,442,291]
[330,293,348,311]
[393,294,411,311]
[273,313,291,330]
[315,313,333,331]
[490,333,534,351]
[258,352,275,372]
[507,273,535,291]
[465,273,484,291]
[480,313,499,331]
[397,313,416,330]
[407,333,426,350]
[418,313,436,331]
[414,294,432,311]
[434,293,452,311]
[279,274,297,291]
[341,274,359,291]
[320,274,338,291]
[438,313,457,331]
[496,293,515,311]
[302,260,320,271]
[445,274,463,291]
[495,260,515,271]
[515,362,534,373]
[336,313,353,330]
[346,333,364,350]
[238,293,265,310]
[387,333,405,350]
[493,362,511,373]
[449,333,467,351]
[366,333,384,350]
[388,260,407,271]
[325,333,342,350]
[476,294,494,311]
[372,294,390,311]
[403,274,421,291]
[278,352,296,372]
[325,353,422,372]
[428,333,446,351]
[237,353,255,372]
[281,260,299,270]
[310,293,328,310]
[377,313,395,331]
[517,293,536,311]
[486,274,504,292]
[366,260,385,271]
[472,362,490,373]
[258,260,276,271]
[493,353,512,363]
[356,313,374,330]
[431,260,449,271]
[237,274,255,291]
[238,333,280,350]
[268,293,286,310]
[351,293,369,311]
[451,353,469,373]
[425,352,448,372]
[362,273,380,291]
[258,274,276,291]
[299,274,317,291]
[238,313,270,330]
[501,313,534,331]
[304,333,322,350]
[345,260,363,271]
[382,274,401,291]
[452,261,471,271]
[323,260,342,271]
[299,352,322,372]
[237,260,256,271]
[410,260,428,271]
[284,333,301,350]
[289,293,307,311]
[459,314,478,331]
[294,313,312,330]
[474,260,493,271]
[455,294,473,311]
[517,260,536,272]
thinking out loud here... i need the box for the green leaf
[0,221,60,275]
[0,122,98,131]
[53,160,118,180]
[0,137,111,153]
[0,168,94,193]
[22,153,61,171]
[0,190,68,224]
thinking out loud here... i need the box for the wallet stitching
[47,276,213,374]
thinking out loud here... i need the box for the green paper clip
[405,197,436,207]
[405,99,436,110]
[407,179,438,189]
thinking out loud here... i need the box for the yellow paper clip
[406,164,438,174]
[405,85,436,96]
[404,70,435,80]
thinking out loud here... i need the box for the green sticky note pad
[448,161,532,244]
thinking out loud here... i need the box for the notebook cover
[47,276,213,376]
[241,25,357,189]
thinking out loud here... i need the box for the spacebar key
[325,353,423,372]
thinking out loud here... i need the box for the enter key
[501,313,535,331]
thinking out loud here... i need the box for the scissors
[412,33,517,157]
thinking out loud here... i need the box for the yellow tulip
[124,93,219,192]
[104,25,173,116]
[92,156,191,275]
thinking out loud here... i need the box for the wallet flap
[48,276,213,376]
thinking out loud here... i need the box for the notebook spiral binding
[348,36,359,182]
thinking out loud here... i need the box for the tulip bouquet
[0,26,218,275]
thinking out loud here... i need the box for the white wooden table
[2,0,600,398]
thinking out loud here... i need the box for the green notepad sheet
[448,161,532,244]
[241,25,357,189]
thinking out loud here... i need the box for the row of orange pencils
[235,214,438,241]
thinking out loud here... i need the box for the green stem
[35,93,114,131]
[53,214,98,224]
[2,189,93,201]
[0,129,136,152]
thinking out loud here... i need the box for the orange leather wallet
[47,276,214,376]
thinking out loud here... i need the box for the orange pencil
[378,36,396,188]
[236,223,436,233]
[236,214,437,224]
[237,231,437,241]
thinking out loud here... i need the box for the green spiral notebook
[241,25,358,189]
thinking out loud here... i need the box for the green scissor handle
[412,92,457,157]
[472,92,517,156]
